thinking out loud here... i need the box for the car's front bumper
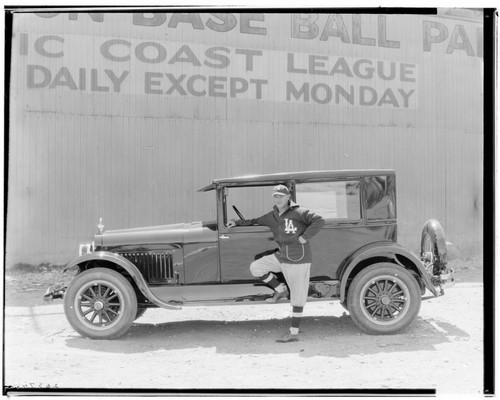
[43,283,67,301]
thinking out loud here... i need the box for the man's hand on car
[227,220,237,228]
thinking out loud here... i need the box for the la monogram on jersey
[284,219,298,234]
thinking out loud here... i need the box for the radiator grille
[121,251,174,284]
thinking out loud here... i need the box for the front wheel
[346,263,421,335]
[134,307,147,321]
[63,268,138,340]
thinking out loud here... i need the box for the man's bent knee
[249,260,264,277]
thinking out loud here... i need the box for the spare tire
[420,219,447,269]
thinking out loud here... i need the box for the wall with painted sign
[7,10,484,266]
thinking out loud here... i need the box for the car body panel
[218,226,275,281]
[310,224,397,279]
[96,221,217,248]
[149,281,341,306]
[337,241,439,302]
[149,282,275,305]
[64,251,181,310]
[183,242,220,283]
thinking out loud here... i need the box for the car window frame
[362,174,397,224]
[217,177,369,230]
[217,182,287,233]
[293,177,364,227]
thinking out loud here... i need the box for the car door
[218,224,275,281]
[217,185,277,282]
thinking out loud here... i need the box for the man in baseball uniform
[227,184,325,343]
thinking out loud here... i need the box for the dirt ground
[2,257,487,396]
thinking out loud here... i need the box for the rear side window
[295,180,361,221]
[364,175,396,220]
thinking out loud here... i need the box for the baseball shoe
[271,289,289,303]
[276,331,299,343]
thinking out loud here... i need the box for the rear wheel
[64,268,138,340]
[347,263,421,334]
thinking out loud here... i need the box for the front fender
[338,242,438,303]
[64,251,181,310]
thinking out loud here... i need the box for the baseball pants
[250,254,311,307]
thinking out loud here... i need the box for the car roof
[198,169,395,192]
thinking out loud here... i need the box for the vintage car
[46,170,454,339]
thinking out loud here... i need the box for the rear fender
[64,251,181,310]
[339,242,438,303]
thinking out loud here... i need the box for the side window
[364,175,396,220]
[295,180,361,221]
[224,186,271,224]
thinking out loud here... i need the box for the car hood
[94,221,218,248]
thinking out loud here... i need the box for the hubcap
[93,300,104,311]
[74,281,123,329]
[360,275,410,325]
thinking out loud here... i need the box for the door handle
[219,235,230,239]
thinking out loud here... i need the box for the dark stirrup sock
[261,272,285,292]
[290,306,304,334]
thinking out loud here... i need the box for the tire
[134,307,147,321]
[346,263,421,335]
[411,271,427,296]
[420,219,447,267]
[63,268,138,340]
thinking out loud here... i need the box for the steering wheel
[232,205,245,220]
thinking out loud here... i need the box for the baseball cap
[272,184,290,196]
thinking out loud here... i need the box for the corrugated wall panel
[7,117,483,264]
[6,11,484,265]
